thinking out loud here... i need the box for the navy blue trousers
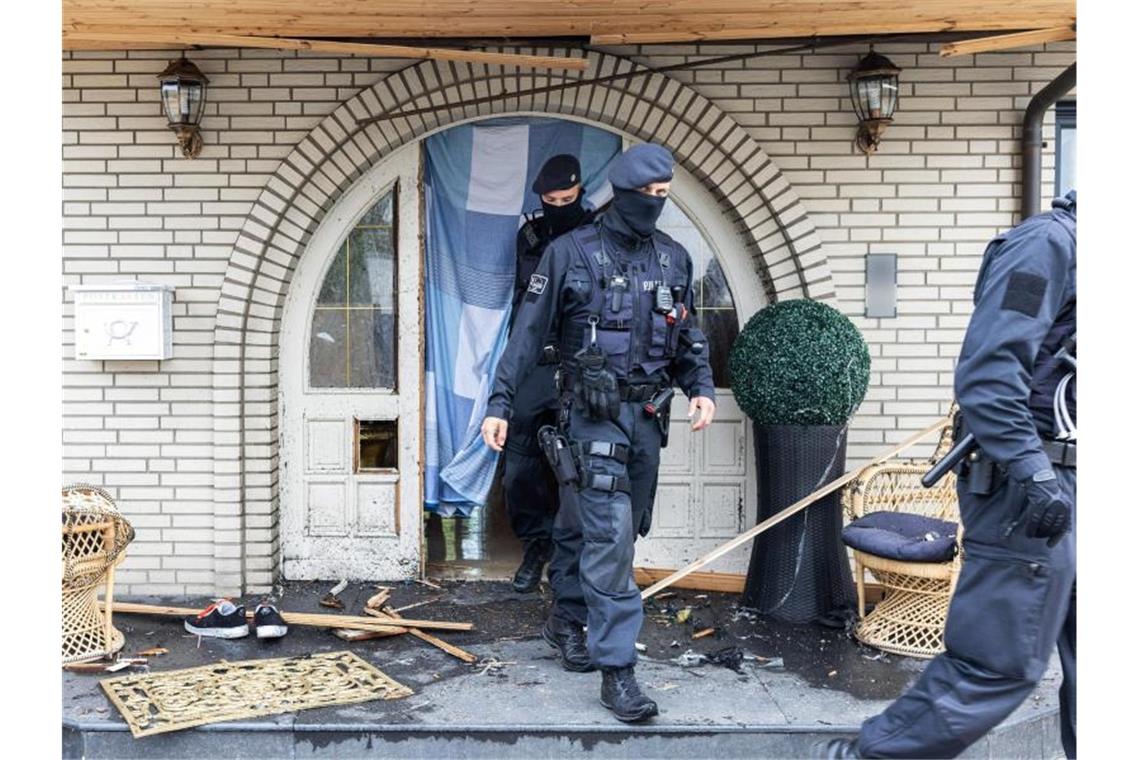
[547,398,662,668]
[858,466,1076,758]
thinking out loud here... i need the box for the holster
[537,425,580,486]
[643,387,674,448]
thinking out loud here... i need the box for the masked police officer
[505,154,596,593]
[821,190,1077,759]
[482,143,717,722]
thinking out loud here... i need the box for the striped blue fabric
[423,117,621,515]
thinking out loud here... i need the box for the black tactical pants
[502,364,560,544]
[858,465,1077,758]
[547,397,662,669]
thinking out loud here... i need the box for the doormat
[100,650,413,737]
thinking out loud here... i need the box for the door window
[656,200,740,387]
[309,190,398,389]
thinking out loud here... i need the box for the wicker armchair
[841,412,962,659]
[62,484,134,664]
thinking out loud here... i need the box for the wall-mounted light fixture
[847,49,901,155]
[157,57,209,159]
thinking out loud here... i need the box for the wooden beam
[365,606,478,663]
[939,26,1075,57]
[640,417,947,600]
[634,568,746,593]
[63,31,589,71]
[107,601,474,632]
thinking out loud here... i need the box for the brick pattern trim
[210,48,828,593]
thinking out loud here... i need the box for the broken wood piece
[391,597,439,614]
[693,628,716,640]
[333,627,407,642]
[416,578,443,590]
[365,588,392,610]
[64,662,111,674]
[371,606,478,664]
[106,601,471,633]
[137,647,169,657]
[319,595,346,610]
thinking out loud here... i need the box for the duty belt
[1042,438,1076,468]
[619,383,665,402]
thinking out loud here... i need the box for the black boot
[512,539,552,593]
[809,738,861,759]
[542,615,595,672]
[600,666,658,723]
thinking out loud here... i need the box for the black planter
[741,424,857,625]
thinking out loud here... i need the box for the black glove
[575,344,621,421]
[1018,470,1073,547]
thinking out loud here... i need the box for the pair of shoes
[600,665,658,723]
[512,539,553,593]
[809,738,862,759]
[183,599,288,640]
[542,615,595,672]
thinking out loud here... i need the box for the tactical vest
[560,222,689,383]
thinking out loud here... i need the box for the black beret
[608,143,674,190]
[532,154,582,194]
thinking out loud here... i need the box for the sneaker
[253,603,289,639]
[183,599,250,639]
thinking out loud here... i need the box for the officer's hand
[481,417,509,452]
[1019,471,1073,547]
[688,396,716,431]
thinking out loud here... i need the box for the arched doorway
[213,47,831,592]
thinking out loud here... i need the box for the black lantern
[157,57,209,159]
[847,49,901,155]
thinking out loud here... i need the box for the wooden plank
[640,418,947,600]
[333,627,407,641]
[364,606,478,663]
[63,31,589,70]
[634,568,746,593]
[62,1,1077,41]
[939,26,1075,57]
[107,601,473,632]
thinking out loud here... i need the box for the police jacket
[487,209,716,421]
[509,209,596,336]
[953,191,1076,483]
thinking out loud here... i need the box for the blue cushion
[842,511,958,563]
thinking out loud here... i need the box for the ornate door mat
[100,650,413,737]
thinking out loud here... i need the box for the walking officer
[504,154,597,593]
[821,190,1077,758]
[482,143,717,722]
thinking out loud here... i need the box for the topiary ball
[729,299,870,426]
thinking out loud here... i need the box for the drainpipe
[1021,63,1076,220]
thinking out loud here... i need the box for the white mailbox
[70,282,175,361]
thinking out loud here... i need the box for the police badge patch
[528,274,548,295]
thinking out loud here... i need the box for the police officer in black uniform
[504,154,596,593]
[821,190,1077,758]
[482,143,717,723]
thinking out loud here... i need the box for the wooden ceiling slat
[939,25,1076,57]
[62,31,590,69]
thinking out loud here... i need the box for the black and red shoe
[183,599,250,639]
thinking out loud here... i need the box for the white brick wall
[62,41,1075,595]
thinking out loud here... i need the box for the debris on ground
[693,627,716,640]
[136,647,169,657]
[475,658,515,676]
[320,579,349,609]
[416,578,443,590]
[676,607,692,624]
[365,586,393,610]
[634,642,647,653]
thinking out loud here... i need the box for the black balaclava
[541,193,586,238]
[611,187,666,239]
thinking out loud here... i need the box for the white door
[280,144,423,580]
[633,181,767,574]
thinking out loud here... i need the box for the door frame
[278,141,425,580]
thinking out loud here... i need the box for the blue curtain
[423,117,621,515]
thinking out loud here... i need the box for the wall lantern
[847,49,901,155]
[157,57,209,159]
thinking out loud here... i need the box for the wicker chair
[840,411,962,659]
[62,484,134,664]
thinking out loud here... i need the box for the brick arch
[211,48,833,593]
